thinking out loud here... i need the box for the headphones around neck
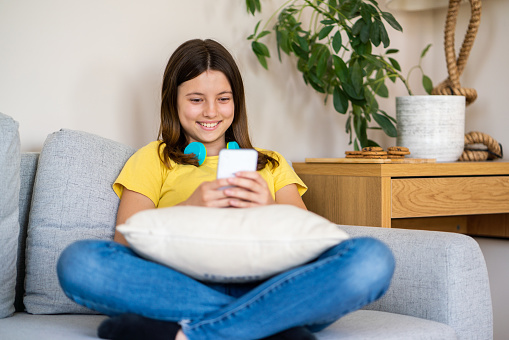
[184,141,239,166]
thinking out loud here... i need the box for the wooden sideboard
[293,161,509,238]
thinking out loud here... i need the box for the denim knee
[351,237,395,295]
[57,239,112,295]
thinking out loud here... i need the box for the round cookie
[362,146,383,152]
[364,155,388,159]
[388,151,411,156]
[345,151,364,158]
[388,146,409,152]
[362,151,388,156]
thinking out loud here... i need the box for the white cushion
[118,205,349,283]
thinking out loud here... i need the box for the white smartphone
[216,149,258,180]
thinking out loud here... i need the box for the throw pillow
[0,112,21,318]
[118,205,350,283]
[24,129,135,314]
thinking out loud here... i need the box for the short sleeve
[270,151,307,196]
[113,141,167,206]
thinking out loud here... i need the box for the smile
[198,121,220,128]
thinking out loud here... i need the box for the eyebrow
[185,91,233,97]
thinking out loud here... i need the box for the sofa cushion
[0,312,108,340]
[0,113,21,318]
[24,129,135,314]
[0,310,456,340]
[314,310,457,339]
[118,205,350,283]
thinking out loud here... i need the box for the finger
[234,171,265,184]
[207,178,232,190]
[227,198,259,208]
[226,177,259,192]
[224,187,267,206]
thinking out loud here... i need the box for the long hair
[158,39,278,170]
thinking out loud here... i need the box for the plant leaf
[370,20,381,47]
[316,49,330,79]
[367,139,380,147]
[256,53,268,70]
[350,61,363,95]
[318,25,334,40]
[422,74,433,94]
[246,0,255,15]
[332,31,342,53]
[354,113,368,147]
[379,22,390,48]
[380,109,397,123]
[333,55,348,83]
[421,43,432,58]
[254,20,261,35]
[333,86,349,114]
[371,81,389,98]
[277,29,291,55]
[381,12,402,32]
[372,112,397,137]
[252,41,270,57]
[352,19,364,36]
[297,35,309,52]
[343,82,364,101]
[388,57,401,71]
[291,42,308,60]
[385,48,399,54]
[360,21,370,43]
[257,30,271,39]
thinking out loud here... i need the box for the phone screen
[216,149,258,179]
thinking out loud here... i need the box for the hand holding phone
[216,149,258,180]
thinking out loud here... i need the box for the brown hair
[158,39,278,170]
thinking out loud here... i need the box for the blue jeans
[57,237,394,340]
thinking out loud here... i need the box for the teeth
[199,122,219,128]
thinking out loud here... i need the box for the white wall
[2,0,509,338]
[1,1,507,161]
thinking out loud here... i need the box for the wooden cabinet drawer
[391,176,509,218]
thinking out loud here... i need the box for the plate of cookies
[306,147,435,164]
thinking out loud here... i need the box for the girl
[57,39,395,340]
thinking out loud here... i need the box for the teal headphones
[184,141,239,166]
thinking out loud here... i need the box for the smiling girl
[57,39,394,340]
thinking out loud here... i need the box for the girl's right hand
[178,178,232,207]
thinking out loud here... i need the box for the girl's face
[177,70,234,155]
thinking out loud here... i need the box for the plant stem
[260,0,296,33]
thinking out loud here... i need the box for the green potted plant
[245,0,432,150]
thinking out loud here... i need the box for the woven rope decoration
[431,0,482,106]
[459,131,503,161]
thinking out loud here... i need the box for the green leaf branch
[246,0,433,149]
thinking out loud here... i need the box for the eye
[189,98,202,103]
[218,96,232,103]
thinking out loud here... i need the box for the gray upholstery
[0,129,493,339]
[23,129,135,314]
[0,112,21,318]
[340,225,492,340]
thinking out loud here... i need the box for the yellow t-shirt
[113,141,307,207]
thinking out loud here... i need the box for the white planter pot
[396,96,465,162]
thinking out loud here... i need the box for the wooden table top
[292,160,509,178]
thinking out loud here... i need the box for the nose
[203,101,218,118]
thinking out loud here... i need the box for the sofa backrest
[13,129,135,314]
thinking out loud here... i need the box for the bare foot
[175,330,188,340]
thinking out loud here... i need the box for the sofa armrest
[339,225,493,340]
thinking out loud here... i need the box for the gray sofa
[0,113,493,339]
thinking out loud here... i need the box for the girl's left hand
[223,171,275,207]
